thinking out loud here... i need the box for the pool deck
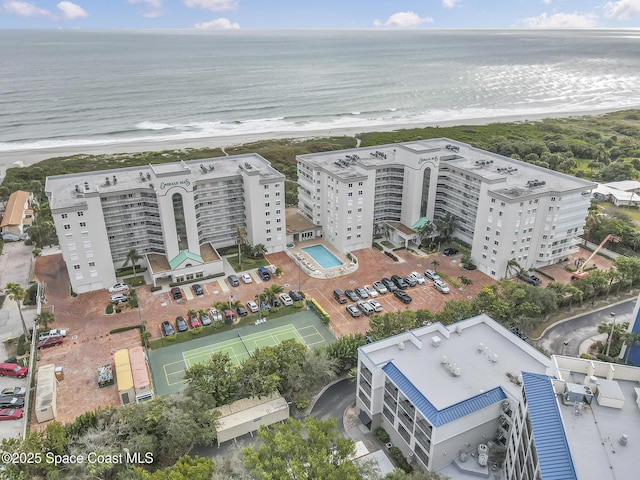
[287,239,358,279]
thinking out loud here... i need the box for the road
[536,298,636,356]
[309,378,356,430]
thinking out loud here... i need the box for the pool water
[302,244,343,269]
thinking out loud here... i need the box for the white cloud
[374,11,434,28]
[183,0,237,12]
[604,0,640,19]
[523,12,599,28]
[128,0,164,18]
[194,17,239,29]
[2,0,51,17]
[442,0,459,8]
[56,1,87,20]
[542,0,552,4]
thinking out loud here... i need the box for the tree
[123,248,143,276]
[184,352,239,407]
[415,220,435,248]
[35,310,55,330]
[133,455,214,480]
[236,225,248,269]
[505,258,521,279]
[598,321,629,358]
[368,311,418,342]
[251,243,267,258]
[0,185,10,210]
[623,332,640,364]
[458,275,473,291]
[431,259,440,272]
[384,467,450,479]
[243,417,363,480]
[434,212,457,242]
[324,333,367,372]
[264,284,284,306]
[5,283,30,340]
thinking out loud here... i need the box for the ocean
[1,29,640,154]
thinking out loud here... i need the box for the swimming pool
[302,244,343,269]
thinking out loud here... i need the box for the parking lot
[0,374,28,440]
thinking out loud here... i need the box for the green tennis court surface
[148,310,335,397]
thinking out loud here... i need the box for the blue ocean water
[1,29,639,153]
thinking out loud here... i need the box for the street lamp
[560,341,569,356]
[605,312,617,358]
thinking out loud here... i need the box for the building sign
[418,156,439,166]
[160,179,191,190]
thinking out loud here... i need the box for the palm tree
[35,310,55,330]
[236,225,248,269]
[623,332,640,364]
[264,284,284,306]
[458,275,473,291]
[273,266,283,278]
[415,220,435,248]
[251,243,267,258]
[505,258,521,280]
[122,248,143,276]
[5,283,30,340]
[431,259,440,272]
[434,212,457,242]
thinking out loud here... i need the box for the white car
[108,283,129,293]
[209,308,223,322]
[241,273,253,284]
[246,300,259,313]
[372,281,388,294]
[368,299,383,312]
[279,293,293,306]
[364,285,379,297]
[424,269,441,282]
[433,279,450,294]
[409,271,426,285]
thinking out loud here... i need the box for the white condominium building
[45,155,286,293]
[297,139,595,279]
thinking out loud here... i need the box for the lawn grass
[225,255,270,273]
[600,204,640,225]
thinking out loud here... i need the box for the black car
[236,306,248,317]
[394,290,412,304]
[443,248,459,256]
[289,290,304,302]
[391,274,408,290]
[227,274,240,287]
[381,277,398,292]
[170,286,183,300]
[345,289,359,302]
[161,321,175,336]
[0,396,25,409]
[403,275,417,287]
[175,316,188,333]
[191,283,204,296]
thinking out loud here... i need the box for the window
[347,235,352,240]
[61,213,68,219]
[358,208,362,212]
[275,191,280,196]
[266,237,272,242]
[88,261,95,267]
[276,218,282,223]
[265,203,270,207]
[73,264,80,270]
[358,190,363,195]
[348,183,353,188]
[276,209,281,214]
[348,192,353,197]
[79,222,86,227]
[358,181,363,186]
[265,193,270,198]
[77,211,84,217]
[65,234,73,240]
[266,211,270,216]
[64,224,71,230]
[81,231,89,238]
[347,210,352,214]
[347,227,352,232]
[266,229,271,234]
[266,220,271,225]
[264,185,269,189]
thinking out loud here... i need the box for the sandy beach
[0,107,630,174]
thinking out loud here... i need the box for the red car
[189,315,200,328]
[37,335,63,350]
[0,408,23,421]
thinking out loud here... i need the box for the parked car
[364,285,379,297]
[110,293,130,304]
[199,312,212,326]
[372,281,388,294]
[433,279,450,294]
[0,363,28,378]
[409,271,426,285]
[257,266,271,281]
[241,273,253,284]
[170,287,183,300]
[354,287,369,299]
[279,293,293,306]
[289,290,304,302]
[236,306,248,317]
[247,300,260,313]
[209,308,223,322]
[333,288,348,304]
[520,272,542,286]
[191,283,204,296]
[443,247,459,256]
[0,387,26,397]
[161,321,175,336]
[346,305,361,317]
[381,278,398,292]
[0,396,25,409]
[227,274,240,287]
[0,408,23,421]
[39,328,67,341]
[175,316,188,332]
[368,299,383,312]
[260,301,271,312]
[37,335,63,350]
[223,310,235,323]
[344,289,358,302]
[108,283,129,293]
[391,274,408,290]
[356,300,375,316]
[189,314,200,328]
[394,290,412,304]
[424,269,441,281]
[403,275,417,287]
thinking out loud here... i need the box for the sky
[0,0,639,29]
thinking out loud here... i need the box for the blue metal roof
[382,362,506,427]
[522,372,577,480]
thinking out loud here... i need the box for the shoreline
[0,107,633,172]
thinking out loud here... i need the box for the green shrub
[374,427,390,443]
[389,446,413,473]
[270,307,280,314]
[105,304,114,314]
[23,283,39,306]
[190,327,203,336]
[150,285,162,292]
[580,353,597,360]
[109,325,140,334]
[17,334,27,356]
[293,301,304,309]
[373,242,384,251]
[295,398,310,410]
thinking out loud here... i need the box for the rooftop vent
[398,341,405,350]
[477,343,484,353]
[474,159,493,167]
[139,172,146,182]
[146,172,150,180]
[208,164,215,171]
[244,162,253,169]
[74,185,80,193]
[441,359,461,377]
[105,176,111,186]
[619,434,628,446]
[445,144,460,152]
[431,335,442,347]
[200,164,208,173]
[490,354,499,363]
[455,325,462,335]
[526,179,547,188]
[113,175,117,184]
[84,181,89,191]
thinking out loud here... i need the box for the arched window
[172,193,188,251]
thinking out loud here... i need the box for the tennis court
[148,310,335,396]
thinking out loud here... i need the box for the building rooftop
[45,154,283,210]
[360,315,550,411]
[550,357,640,480]
[0,190,30,227]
